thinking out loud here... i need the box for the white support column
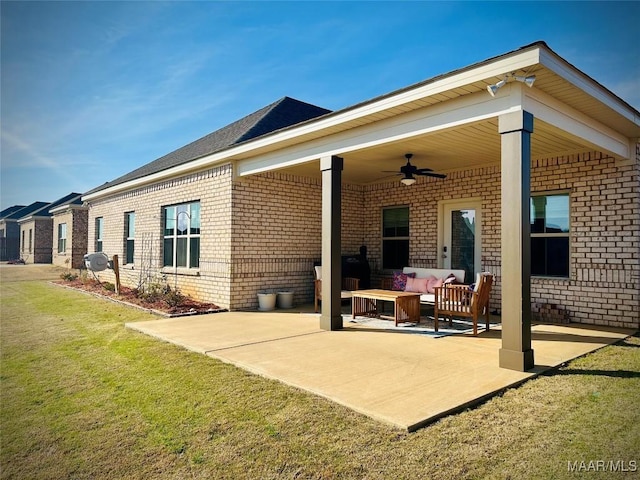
[499,110,535,371]
[320,155,343,331]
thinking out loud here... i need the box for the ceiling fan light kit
[400,176,416,186]
[383,153,446,186]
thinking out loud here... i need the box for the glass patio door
[442,201,481,284]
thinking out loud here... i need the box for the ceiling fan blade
[421,172,447,179]
[415,167,434,174]
[381,171,402,174]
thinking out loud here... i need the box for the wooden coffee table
[351,289,421,326]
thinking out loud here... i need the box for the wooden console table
[351,289,421,326]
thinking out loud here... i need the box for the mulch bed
[54,278,225,317]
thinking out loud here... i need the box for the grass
[1,274,639,479]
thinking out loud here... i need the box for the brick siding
[85,147,639,329]
[19,218,53,264]
[52,208,88,269]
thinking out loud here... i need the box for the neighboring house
[0,205,25,261]
[83,42,639,372]
[50,196,88,269]
[0,202,47,261]
[18,193,83,264]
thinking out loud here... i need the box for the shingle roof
[17,193,83,221]
[48,193,84,213]
[3,202,49,221]
[0,205,26,220]
[86,96,331,195]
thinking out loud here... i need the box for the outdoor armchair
[433,272,493,336]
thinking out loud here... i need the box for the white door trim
[438,198,483,280]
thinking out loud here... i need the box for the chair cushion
[419,293,436,304]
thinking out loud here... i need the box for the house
[1,202,48,261]
[17,193,83,264]
[83,42,639,371]
[50,196,88,269]
[0,205,26,261]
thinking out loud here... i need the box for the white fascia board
[523,87,632,159]
[238,90,519,176]
[539,48,640,126]
[49,203,88,215]
[84,48,543,201]
[17,215,50,224]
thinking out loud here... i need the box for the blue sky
[1,1,638,209]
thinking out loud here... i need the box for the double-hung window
[531,192,570,277]
[163,202,200,268]
[57,223,67,253]
[95,217,104,252]
[125,212,135,264]
[382,206,409,270]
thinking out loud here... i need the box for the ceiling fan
[384,153,446,185]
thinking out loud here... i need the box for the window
[163,202,200,268]
[28,229,32,253]
[57,223,67,253]
[531,192,570,277]
[382,206,409,270]
[95,217,103,252]
[21,231,25,252]
[125,212,135,264]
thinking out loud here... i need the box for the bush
[60,272,78,282]
[163,288,185,308]
[134,279,184,307]
[103,282,116,292]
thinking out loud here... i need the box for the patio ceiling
[276,116,593,185]
[235,44,639,184]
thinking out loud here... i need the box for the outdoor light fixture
[486,77,507,97]
[400,176,417,186]
[487,73,536,97]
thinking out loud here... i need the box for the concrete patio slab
[127,311,633,431]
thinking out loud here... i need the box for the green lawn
[1,277,638,479]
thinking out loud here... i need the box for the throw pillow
[428,277,444,294]
[392,271,415,291]
[443,273,458,285]
[405,276,430,293]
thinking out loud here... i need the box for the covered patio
[228,42,639,372]
[127,310,632,431]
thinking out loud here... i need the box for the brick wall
[530,151,639,328]
[363,164,502,300]
[84,147,639,328]
[52,208,88,269]
[19,218,53,264]
[229,171,364,310]
[361,149,639,329]
[87,164,234,308]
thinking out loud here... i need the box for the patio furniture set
[315,266,494,336]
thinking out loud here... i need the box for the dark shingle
[5,202,50,220]
[86,97,331,195]
[0,205,26,219]
[16,193,83,220]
